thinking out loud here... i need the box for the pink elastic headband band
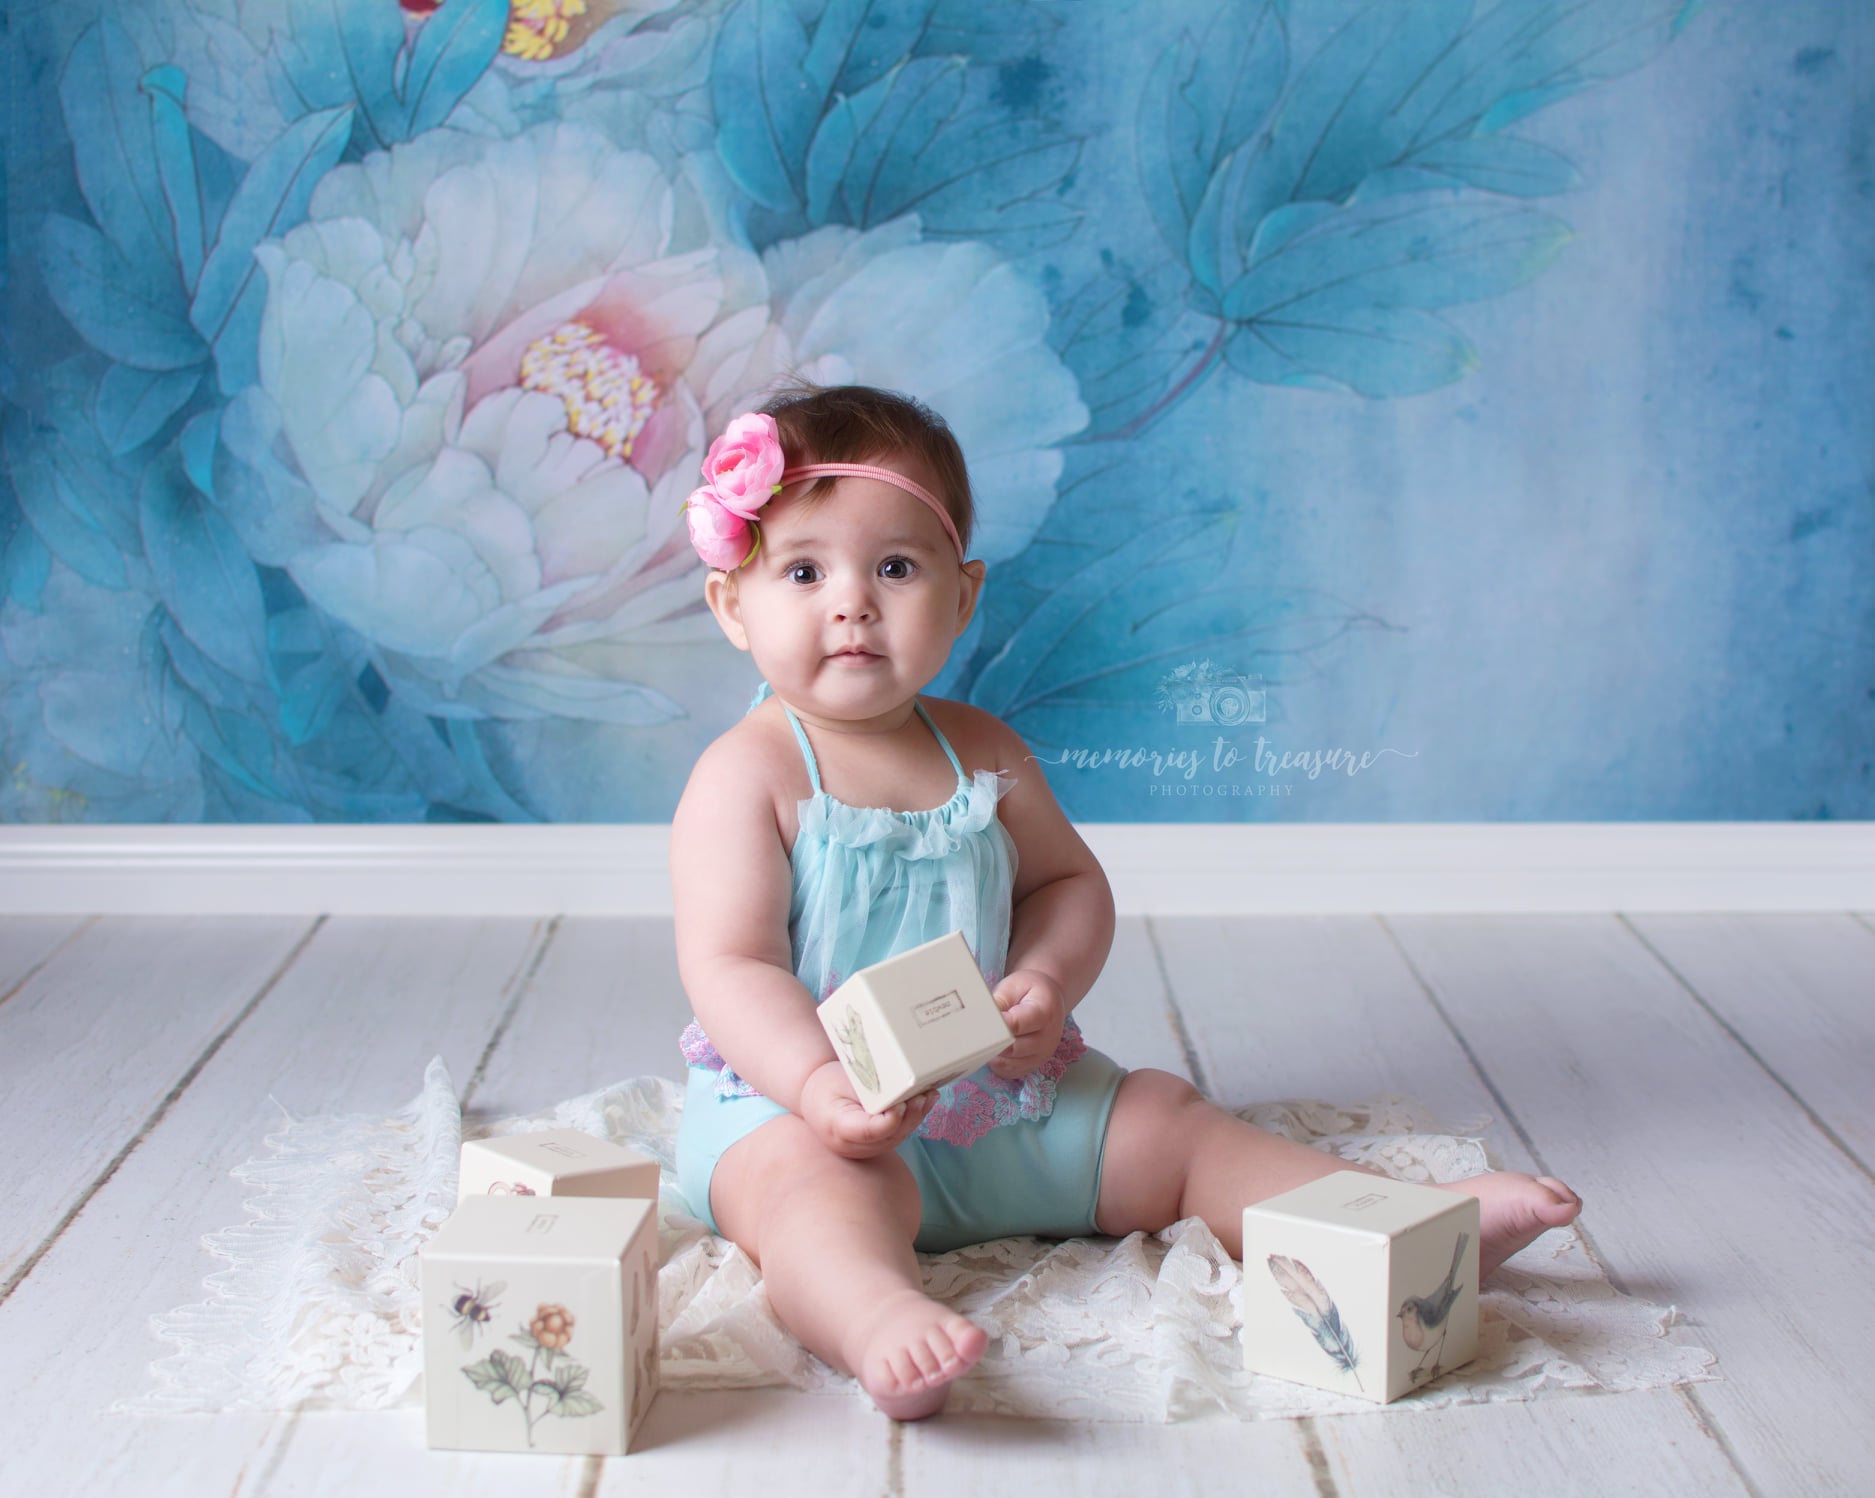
[781,463,965,563]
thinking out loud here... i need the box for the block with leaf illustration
[1241,1170,1479,1403]
[421,1196,659,1455]
[817,929,1014,1113]
[457,1127,660,1205]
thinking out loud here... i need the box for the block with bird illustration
[1241,1170,1480,1403]
[816,929,1014,1113]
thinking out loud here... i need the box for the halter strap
[780,463,964,563]
[781,698,966,797]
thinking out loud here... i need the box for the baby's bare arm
[670,734,935,1151]
[670,735,831,1113]
[988,716,1116,1013]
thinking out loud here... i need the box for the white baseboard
[1,823,1870,915]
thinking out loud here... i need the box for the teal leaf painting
[712,0,817,212]
[269,0,403,149]
[58,19,175,270]
[1400,135,1582,198]
[3,408,131,590]
[36,214,200,371]
[400,0,509,137]
[141,66,206,290]
[140,452,270,687]
[715,0,1080,248]
[96,364,202,456]
[1135,0,1286,262]
[189,104,354,395]
[805,58,1081,249]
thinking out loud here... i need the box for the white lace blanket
[126,1059,1715,1421]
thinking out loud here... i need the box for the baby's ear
[956,559,987,630]
[704,569,752,651]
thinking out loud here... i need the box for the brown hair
[757,383,975,555]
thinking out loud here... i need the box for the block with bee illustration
[816,929,1014,1114]
[457,1127,660,1205]
[420,1195,660,1455]
[1241,1171,1480,1404]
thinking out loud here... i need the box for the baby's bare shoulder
[918,696,1018,775]
[678,708,792,827]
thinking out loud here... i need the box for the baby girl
[670,384,1580,1421]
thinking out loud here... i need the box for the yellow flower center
[520,320,660,460]
[503,0,588,61]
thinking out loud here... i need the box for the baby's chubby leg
[710,1113,987,1420]
[1093,1070,1580,1276]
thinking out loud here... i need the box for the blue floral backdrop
[1,0,1868,823]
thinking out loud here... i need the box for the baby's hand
[800,1060,936,1160]
[988,970,1067,1080]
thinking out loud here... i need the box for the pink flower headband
[680,412,964,571]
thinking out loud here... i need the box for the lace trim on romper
[679,683,1086,1148]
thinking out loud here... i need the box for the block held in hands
[817,929,1014,1113]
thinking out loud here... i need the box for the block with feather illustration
[457,1127,660,1205]
[1241,1170,1480,1403]
[816,929,1014,1113]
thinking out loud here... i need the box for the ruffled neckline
[795,766,1013,859]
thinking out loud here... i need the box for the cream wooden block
[420,1196,660,1455]
[817,929,1014,1113]
[456,1127,660,1205]
[1241,1171,1480,1404]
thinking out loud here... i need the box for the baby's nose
[831,583,877,621]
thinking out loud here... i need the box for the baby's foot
[850,1289,988,1422]
[1440,1171,1581,1277]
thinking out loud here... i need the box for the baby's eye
[785,563,819,585]
[880,557,915,580]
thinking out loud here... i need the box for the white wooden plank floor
[2,911,1869,1497]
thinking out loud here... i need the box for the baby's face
[713,458,982,723]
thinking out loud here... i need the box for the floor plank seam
[1295,1416,1341,1498]
[0,915,97,1012]
[244,1418,298,1498]
[1371,914,1637,1298]
[1616,913,1875,1186]
[1677,1385,1768,1498]
[461,914,564,1111]
[0,915,326,1307]
[1140,915,1212,1096]
[885,1419,905,1498]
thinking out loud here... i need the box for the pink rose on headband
[701,412,786,519]
[683,487,759,570]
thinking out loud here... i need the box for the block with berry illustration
[817,929,1014,1114]
[456,1127,660,1205]
[1241,1171,1479,1403]
[421,1196,659,1454]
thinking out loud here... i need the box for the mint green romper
[674,681,1127,1253]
